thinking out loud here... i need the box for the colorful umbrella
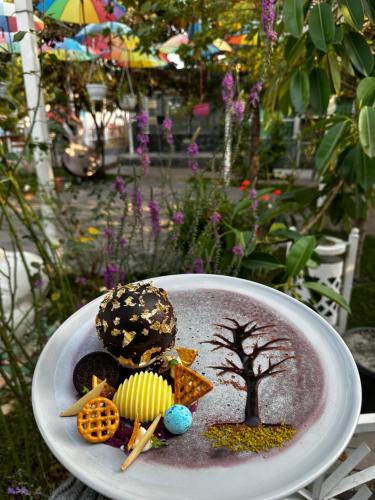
[226,33,258,46]
[75,22,138,54]
[76,22,165,68]
[42,37,97,61]
[159,32,231,63]
[0,1,44,32]
[37,0,125,25]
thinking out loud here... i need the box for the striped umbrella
[42,37,97,61]
[37,0,125,25]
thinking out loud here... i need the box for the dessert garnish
[175,347,198,367]
[121,413,162,471]
[77,397,119,443]
[73,352,120,395]
[113,371,174,422]
[96,283,177,369]
[127,414,141,451]
[60,379,108,416]
[91,375,116,398]
[174,365,213,407]
[164,404,193,435]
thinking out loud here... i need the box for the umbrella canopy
[226,33,258,46]
[37,0,125,24]
[42,37,97,61]
[0,1,44,32]
[159,32,231,63]
[76,22,165,68]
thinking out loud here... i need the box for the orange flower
[259,194,271,201]
[272,189,282,196]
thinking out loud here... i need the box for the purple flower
[232,100,245,123]
[172,211,184,225]
[113,175,126,195]
[222,72,234,106]
[249,187,257,200]
[210,211,221,224]
[162,118,174,146]
[75,276,88,285]
[119,236,128,247]
[136,111,151,173]
[102,262,124,289]
[7,486,30,495]
[104,227,114,238]
[132,188,143,215]
[232,245,245,257]
[261,0,278,43]
[187,141,199,172]
[193,258,204,273]
[249,81,263,109]
[251,201,258,211]
[148,200,161,237]
[187,142,199,157]
[33,279,44,289]
[136,111,149,129]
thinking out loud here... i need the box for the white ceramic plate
[32,275,361,500]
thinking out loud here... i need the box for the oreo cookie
[73,351,120,395]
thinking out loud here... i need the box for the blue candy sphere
[164,404,192,435]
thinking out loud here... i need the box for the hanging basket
[193,102,209,118]
[119,94,137,111]
[86,83,107,102]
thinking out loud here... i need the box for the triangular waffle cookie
[176,347,198,367]
[174,365,213,406]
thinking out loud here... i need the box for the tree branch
[258,356,295,379]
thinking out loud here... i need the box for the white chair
[286,414,375,499]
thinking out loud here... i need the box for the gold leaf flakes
[140,347,162,365]
[116,287,127,298]
[150,321,162,331]
[111,299,121,311]
[130,314,139,322]
[141,310,154,322]
[138,296,145,307]
[113,317,120,326]
[118,356,138,368]
[126,283,141,292]
[95,315,102,327]
[103,320,108,332]
[125,296,136,307]
[112,328,121,336]
[122,330,136,347]
[141,328,149,335]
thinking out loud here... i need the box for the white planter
[86,83,107,102]
[296,236,347,327]
[119,94,136,110]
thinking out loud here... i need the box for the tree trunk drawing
[204,318,294,427]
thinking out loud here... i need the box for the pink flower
[162,118,174,146]
[249,81,263,109]
[232,100,245,123]
[260,194,271,201]
[148,200,161,237]
[232,245,244,257]
[172,211,184,225]
[210,211,221,224]
[113,175,126,194]
[261,0,278,43]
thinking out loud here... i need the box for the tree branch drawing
[203,318,295,427]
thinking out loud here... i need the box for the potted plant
[86,66,107,102]
[118,92,137,111]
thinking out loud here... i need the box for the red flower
[260,194,271,201]
[240,180,251,191]
[272,188,282,196]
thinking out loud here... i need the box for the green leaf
[283,0,304,38]
[13,31,26,42]
[309,68,331,115]
[359,106,375,158]
[327,49,341,94]
[355,144,375,190]
[242,253,285,270]
[304,281,351,313]
[338,0,364,30]
[289,69,310,113]
[286,236,317,277]
[356,77,375,107]
[362,0,375,26]
[344,32,374,76]
[232,197,251,218]
[315,121,348,174]
[308,3,335,52]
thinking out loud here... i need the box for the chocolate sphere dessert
[96,282,177,368]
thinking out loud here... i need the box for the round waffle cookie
[77,397,119,443]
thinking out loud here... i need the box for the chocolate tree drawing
[204,318,295,427]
